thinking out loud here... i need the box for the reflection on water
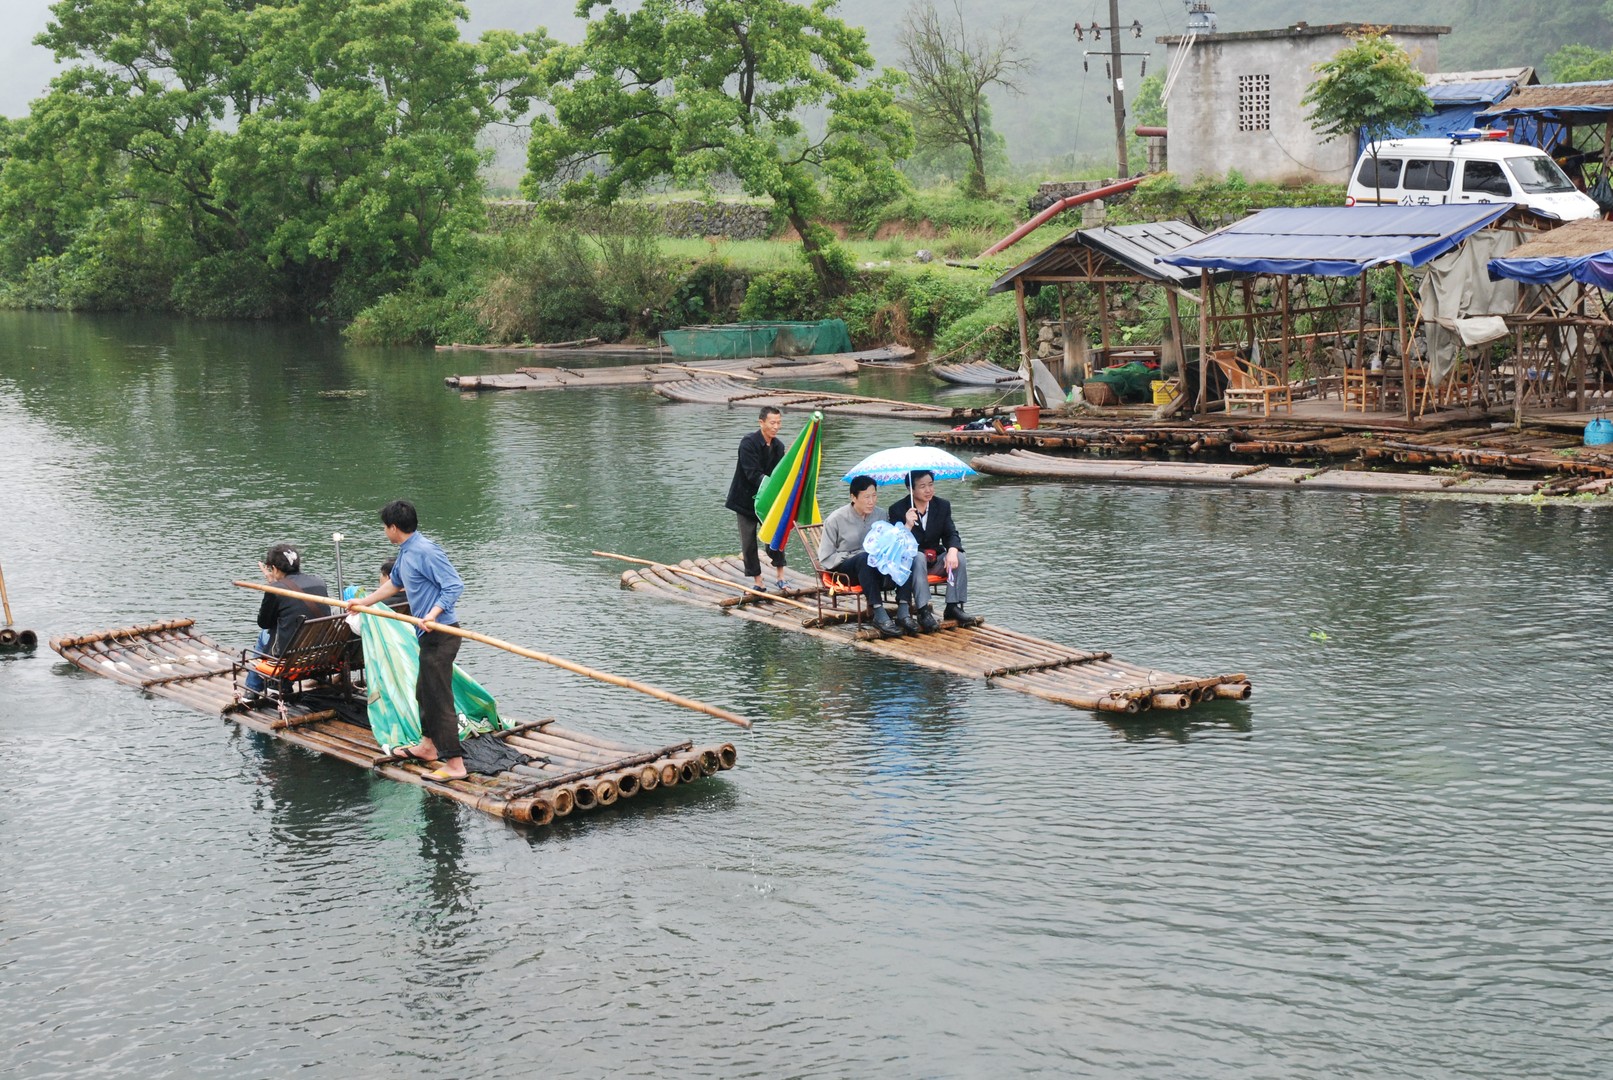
[2,310,1611,1077]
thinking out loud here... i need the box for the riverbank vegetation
[1,0,1342,359]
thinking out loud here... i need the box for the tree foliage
[1547,43,1613,83]
[1,0,548,317]
[1301,28,1433,156]
[523,0,913,291]
[894,0,1026,199]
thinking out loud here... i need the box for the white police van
[1345,130,1600,221]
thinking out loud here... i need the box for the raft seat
[234,613,361,703]
[795,524,944,627]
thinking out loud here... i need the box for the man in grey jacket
[818,475,903,638]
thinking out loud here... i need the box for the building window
[1238,74,1271,132]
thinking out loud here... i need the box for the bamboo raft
[50,619,737,828]
[970,450,1549,495]
[918,417,1613,488]
[445,346,913,391]
[654,377,1012,424]
[933,360,1024,387]
[612,555,1250,715]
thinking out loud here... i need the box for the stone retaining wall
[484,200,777,239]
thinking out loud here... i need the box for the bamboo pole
[233,580,751,729]
[0,560,13,627]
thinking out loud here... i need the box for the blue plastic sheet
[863,521,918,586]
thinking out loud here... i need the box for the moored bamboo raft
[613,555,1250,715]
[933,360,1024,387]
[445,346,911,391]
[970,450,1547,496]
[654,377,1011,423]
[51,620,736,828]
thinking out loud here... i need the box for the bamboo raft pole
[234,580,750,729]
[50,619,738,829]
[602,551,1251,716]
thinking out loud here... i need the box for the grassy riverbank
[344,174,1343,362]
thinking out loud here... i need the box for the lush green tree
[2,0,548,316]
[1547,43,1613,82]
[524,0,912,290]
[1301,27,1432,200]
[894,0,1025,199]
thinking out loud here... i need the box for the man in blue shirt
[348,500,468,781]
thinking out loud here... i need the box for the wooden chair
[234,613,360,703]
[1211,351,1293,416]
[1342,367,1378,412]
[794,523,944,627]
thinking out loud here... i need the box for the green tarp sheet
[660,320,853,359]
[352,604,508,753]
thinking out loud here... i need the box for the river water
[0,310,1609,1078]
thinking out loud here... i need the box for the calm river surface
[1,310,1609,1078]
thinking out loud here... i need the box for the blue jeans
[244,628,272,693]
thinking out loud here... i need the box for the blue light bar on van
[1449,128,1511,143]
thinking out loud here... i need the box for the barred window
[1238,74,1271,132]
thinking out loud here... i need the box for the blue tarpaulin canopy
[1388,80,1520,140]
[1485,219,1613,288]
[1487,252,1613,287]
[1158,204,1513,278]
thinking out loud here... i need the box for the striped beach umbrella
[753,411,824,552]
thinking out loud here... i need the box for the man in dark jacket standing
[887,469,981,632]
[724,405,789,592]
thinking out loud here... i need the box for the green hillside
[467,0,1613,172]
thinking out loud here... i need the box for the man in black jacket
[886,470,981,632]
[724,405,789,592]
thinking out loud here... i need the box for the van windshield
[1506,156,1576,194]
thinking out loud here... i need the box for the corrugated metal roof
[988,221,1226,294]
[1158,204,1513,277]
[1427,80,1518,105]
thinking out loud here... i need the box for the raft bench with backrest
[794,522,944,627]
[233,613,362,704]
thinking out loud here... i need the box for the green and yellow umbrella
[753,411,823,552]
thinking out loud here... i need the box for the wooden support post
[1396,264,1412,421]
[1279,274,1292,387]
[1197,271,1212,413]
[1097,281,1113,360]
[1015,278,1033,406]
[1165,288,1185,387]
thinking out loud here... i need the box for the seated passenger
[244,542,329,696]
[818,474,903,638]
[887,470,981,631]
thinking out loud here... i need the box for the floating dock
[970,450,1549,495]
[445,346,912,391]
[51,619,736,827]
[654,377,1011,424]
[919,418,1613,488]
[617,557,1250,715]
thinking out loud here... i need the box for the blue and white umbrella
[840,446,977,486]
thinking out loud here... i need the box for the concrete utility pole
[1108,0,1128,177]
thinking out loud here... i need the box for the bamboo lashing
[232,580,751,729]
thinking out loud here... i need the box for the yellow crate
[1150,379,1179,405]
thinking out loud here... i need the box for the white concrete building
[1158,22,1449,184]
